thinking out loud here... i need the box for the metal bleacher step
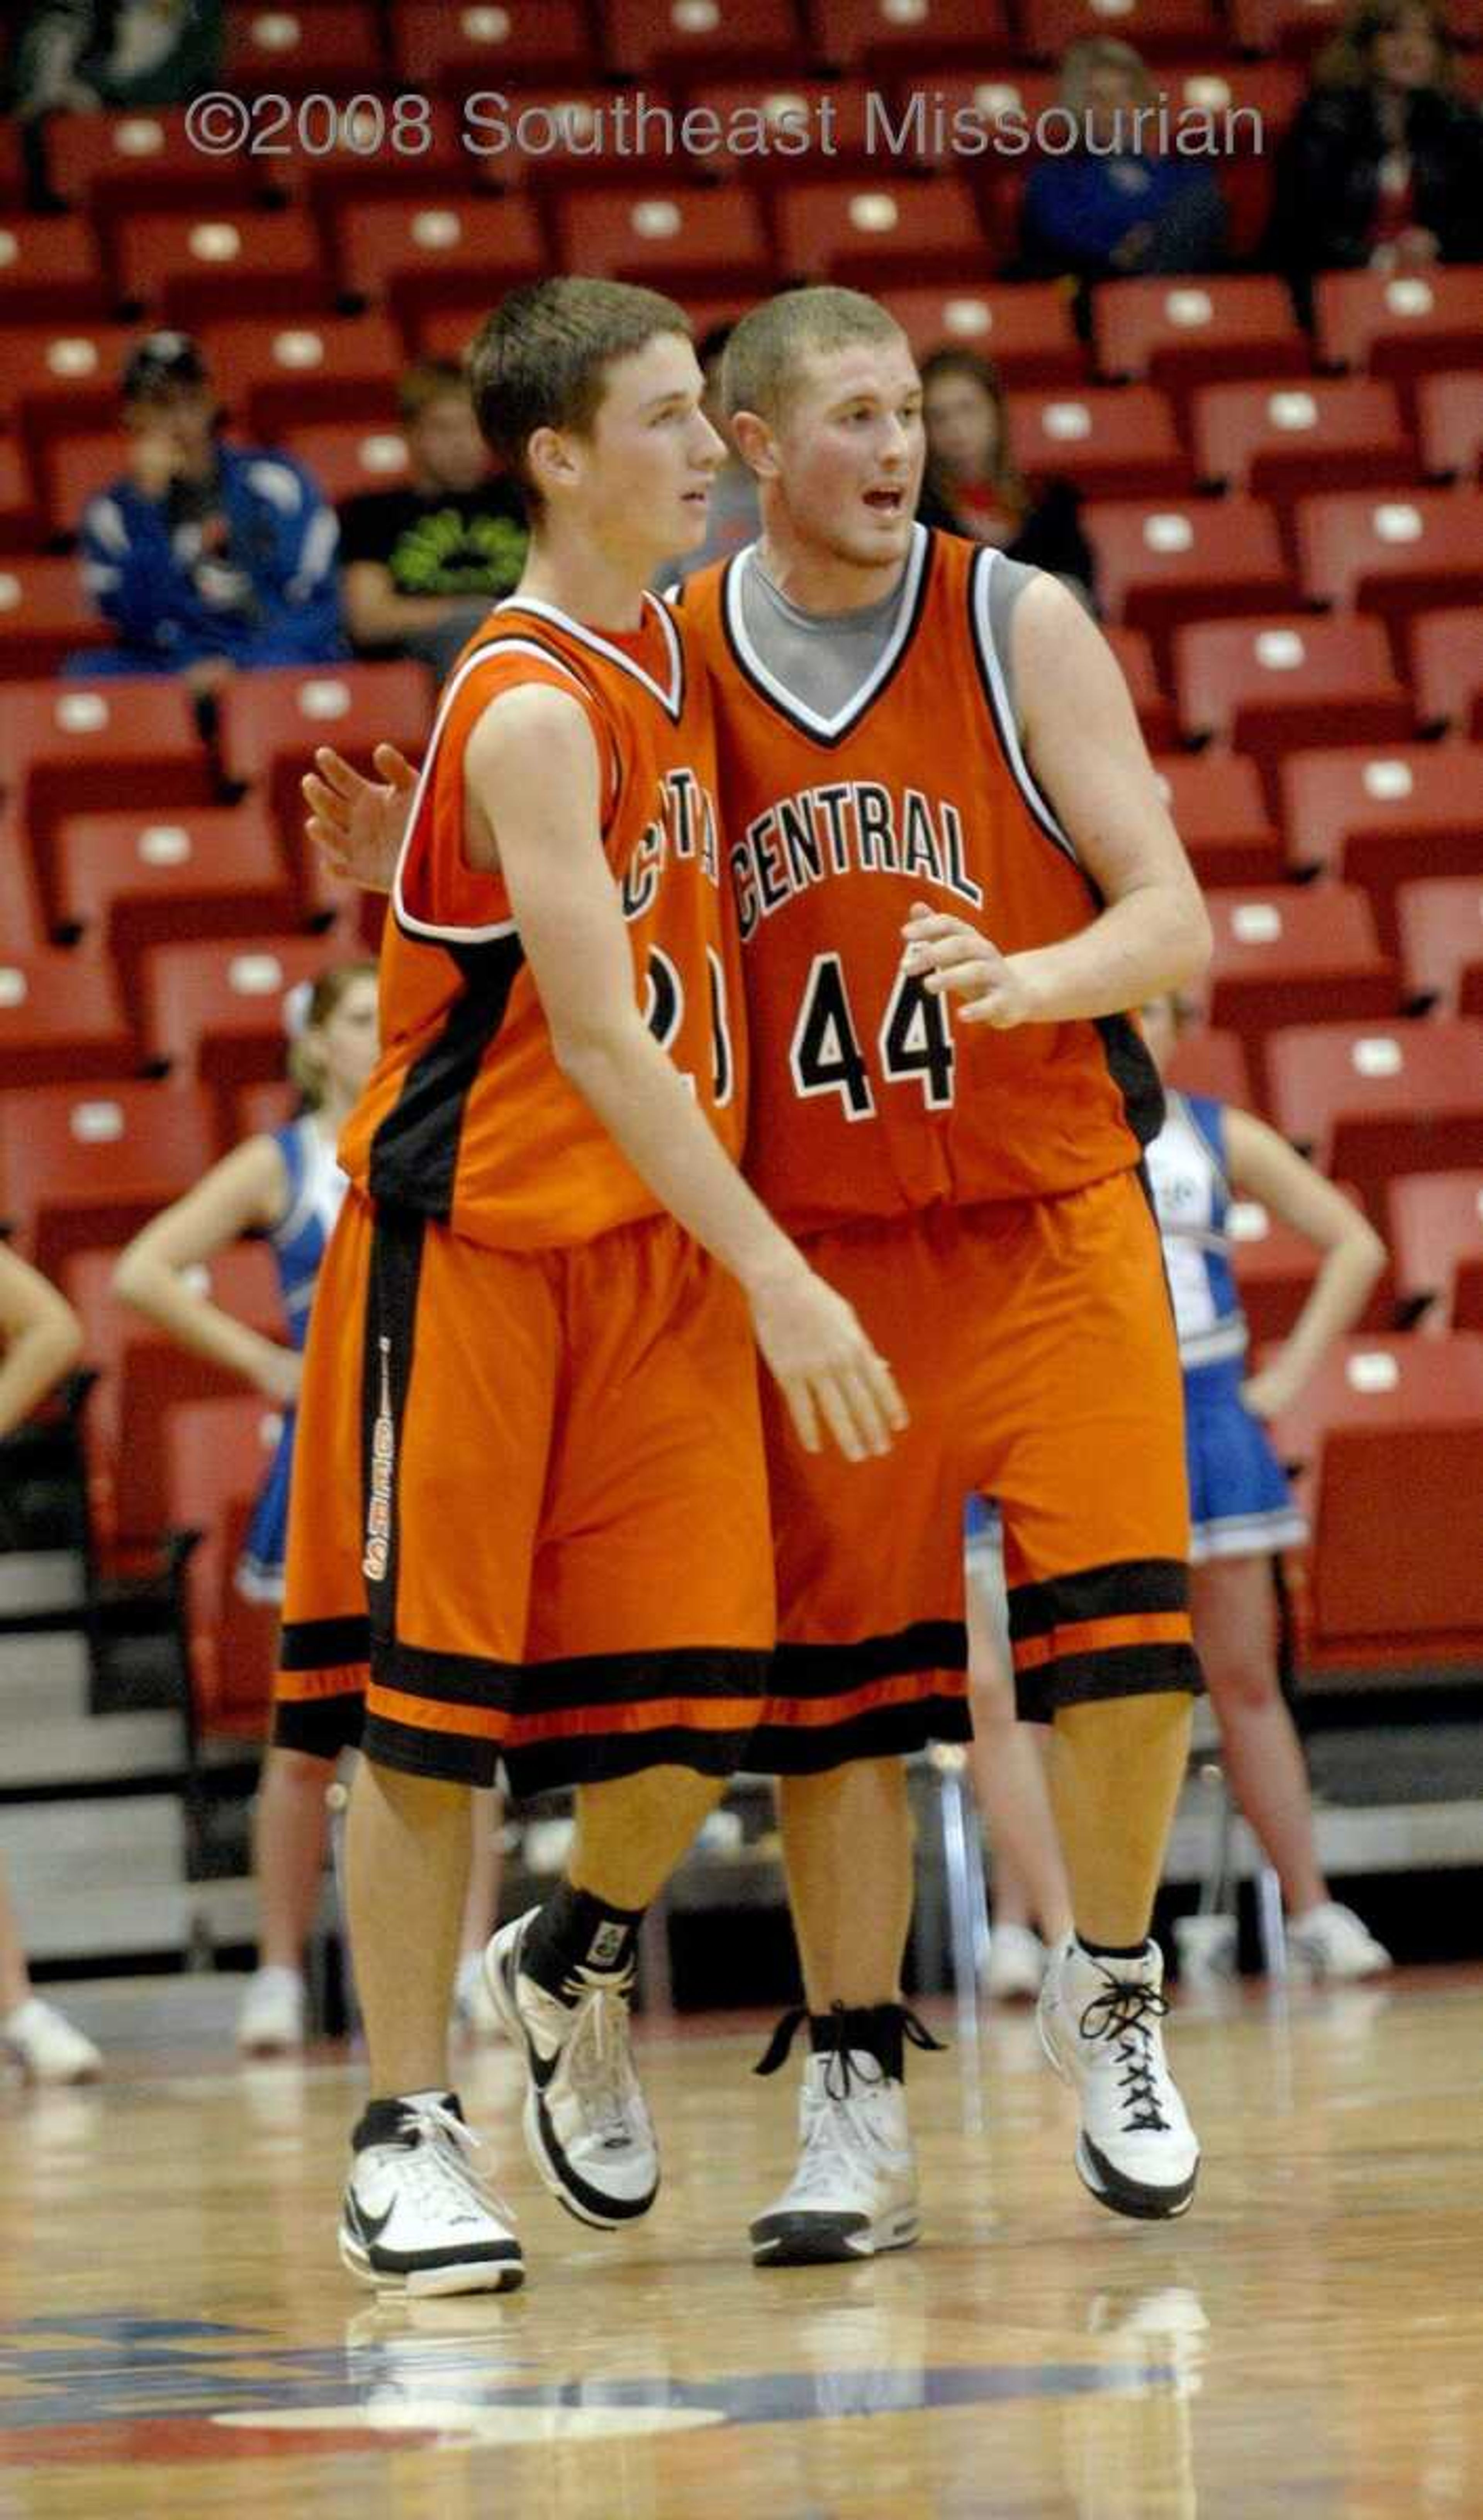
[5,1794,192,1964]
[0,1549,87,1622]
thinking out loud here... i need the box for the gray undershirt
[738,541,1035,726]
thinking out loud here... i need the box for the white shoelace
[787,2081,886,2202]
[397,2100,515,2226]
[561,1984,646,2151]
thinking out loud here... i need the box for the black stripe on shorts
[1015,1640,1204,1728]
[1008,1557,1189,1646]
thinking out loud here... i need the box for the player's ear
[729,408,778,482]
[526,423,579,503]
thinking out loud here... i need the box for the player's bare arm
[1222,1105,1386,1422]
[902,575,1211,1025]
[466,683,908,1466]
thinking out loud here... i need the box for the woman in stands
[967,995,1395,1987]
[917,347,1096,601]
[1269,0,1483,317]
[113,963,502,2053]
[0,1247,104,2081]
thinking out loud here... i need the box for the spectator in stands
[918,347,1096,600]
[111,966,502,2055]
[662,325,760,585]
[1269,0,1483,318]
[0,1246,104,2083]
[1020,40,1227,292]
[338,361,528,683]
[70,332,344,695]
[12,0,222,120]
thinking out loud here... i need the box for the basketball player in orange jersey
[275,278,903,2298]
[305,288,1211,2264]
[675,287,1212,2260]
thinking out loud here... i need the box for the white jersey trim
[971,549,1079,866]
[722,526,930,742]
[499,589,685,721]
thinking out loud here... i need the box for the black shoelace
[1078,1973,1172,2133]
[752,2000,945,2099]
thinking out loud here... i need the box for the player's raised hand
[901,903,1040,1029]
[746,1263,908,1463]
[302,742,419,894]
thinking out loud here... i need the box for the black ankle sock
[810,2003,906,2081]
[521,1880,642,2002]
[1076,1933,1148,1962]
[353,2090,458,2149]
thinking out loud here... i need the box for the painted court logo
[362,1335,395,1583]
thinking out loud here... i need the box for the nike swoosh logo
[346,2194,395,2245]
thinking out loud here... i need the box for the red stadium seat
[0,678,212,931]
[884,71,1058,170]
[877,281,1085,386]
[1409,608,1483,737]
[45,108,261,220]
[555,184,774,293]
[282,420,411,505]
[0,809,46,960]
[605,0,804,79]
[1228,0,1344,53]
[1154,750,1282,888]
[161,1395,286,1737]
[224,2,385,91]
[0,324,134,440]
[136,936,346,1123]
[1165,1021,1256,1109]
[199,314,404,440]
[0,556,110,678]
[1103,624,1179,750]
[390,0,590,85]
[0,214,109,327]
[0,1080,217,1276]
[1094,276,1308,403]
[1084,496,1294,680]
[53,805,299,1012]
[1315,269,1483,396]
[1007,386,1193,500]
[113,210,328,329]
[1266,1016,1483,1221]
[808,0,1008,71]
[1396,876,1483,1017]
[0,127,27,212]
[1173,615,1412,808]
[0,949,134,1088]
[682,79,881,179]
[1389,1171,1483,1331]
[1155,59,1304,144]
[1019,0,1217,59]
[333,197,544,326]
[456,86,701,191]
[1296,488,1483,658]
[1281,742,1483,950]
[1191,377,1412,508]
[1271,1333,1483,1668]
[1417,371,1483,482]
[0,438,42,555]
[771,175,990,286]
[215,661,431,883]
[37,430,132,546]
[1204,881,1398,1100]
[63,1244,281,1551]
[1227,1180,1391,1341]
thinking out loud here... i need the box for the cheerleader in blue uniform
[115,965,502,2051]
[1141,991,1392,1981]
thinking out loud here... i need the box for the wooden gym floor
[2,1968,1481,2519]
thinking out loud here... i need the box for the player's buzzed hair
[722,288,909,426]
[468,277,692,515]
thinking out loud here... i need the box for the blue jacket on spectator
[74,443,345,677]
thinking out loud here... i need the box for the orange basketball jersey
[341,594,745,1249]
[680,531,1162,1234]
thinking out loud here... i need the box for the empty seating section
[3,18,1481,1690]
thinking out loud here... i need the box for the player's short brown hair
[467,279,692,514]
[721,287,908,427]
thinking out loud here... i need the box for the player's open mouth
[864,488,904,512]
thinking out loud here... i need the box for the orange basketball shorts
[274,1190,774,1793]
[755,1165,1200,1772]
